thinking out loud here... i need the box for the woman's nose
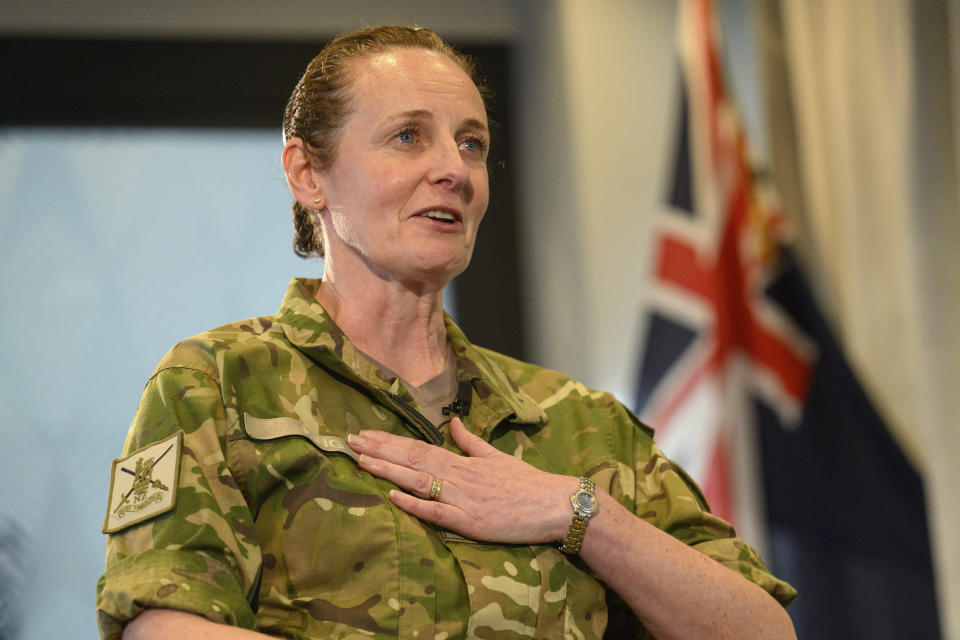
[429,139,470,191]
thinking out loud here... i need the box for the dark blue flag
[634,1,941,636]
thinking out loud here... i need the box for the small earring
[313,197,321,204]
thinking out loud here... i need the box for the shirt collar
[275,277,545,435]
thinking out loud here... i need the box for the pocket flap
[243,412,359,462]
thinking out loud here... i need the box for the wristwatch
[559,476,599,554]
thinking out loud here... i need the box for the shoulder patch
[103,432,182,534]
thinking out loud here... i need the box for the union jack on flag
[634,0,815,549]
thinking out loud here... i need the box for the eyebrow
[388,109,488,132]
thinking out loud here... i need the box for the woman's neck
[317,264,450,387]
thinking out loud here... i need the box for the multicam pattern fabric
[97,277,796,639]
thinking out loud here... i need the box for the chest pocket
[239,413,405,638]
[238,411,392,526]
[441,533,608,640]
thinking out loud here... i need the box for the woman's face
[316,47,490,288]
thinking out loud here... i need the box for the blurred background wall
[0,1,957,638]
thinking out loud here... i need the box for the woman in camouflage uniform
[98,26,797,640]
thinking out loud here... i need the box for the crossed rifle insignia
[112,442,174,515]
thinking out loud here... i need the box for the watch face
[572,489,599,517]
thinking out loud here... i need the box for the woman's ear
[282,137,327,210]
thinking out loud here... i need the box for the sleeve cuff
[691,538,798,608]
[96,548,256,639]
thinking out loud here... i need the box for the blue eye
[396,130,415,144]
[461,137,488,156]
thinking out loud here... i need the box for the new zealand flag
[634,1,940,637]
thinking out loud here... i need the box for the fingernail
[348,434,365,447]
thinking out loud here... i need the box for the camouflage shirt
[97,278,796,640]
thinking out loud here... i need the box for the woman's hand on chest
[347,418,578,544]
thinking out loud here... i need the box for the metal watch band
[559,477,598,555]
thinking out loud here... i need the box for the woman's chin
[398,254,471,289]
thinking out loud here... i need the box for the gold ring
[429,477,443,501]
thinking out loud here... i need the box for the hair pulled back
[283,25,486,258]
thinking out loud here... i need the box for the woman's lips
[413,207,463,228]
[419,210,458,223]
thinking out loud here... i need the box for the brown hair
[283,25,488,259]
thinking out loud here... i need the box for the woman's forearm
[578,491,797,640]
[122,609,276,640]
